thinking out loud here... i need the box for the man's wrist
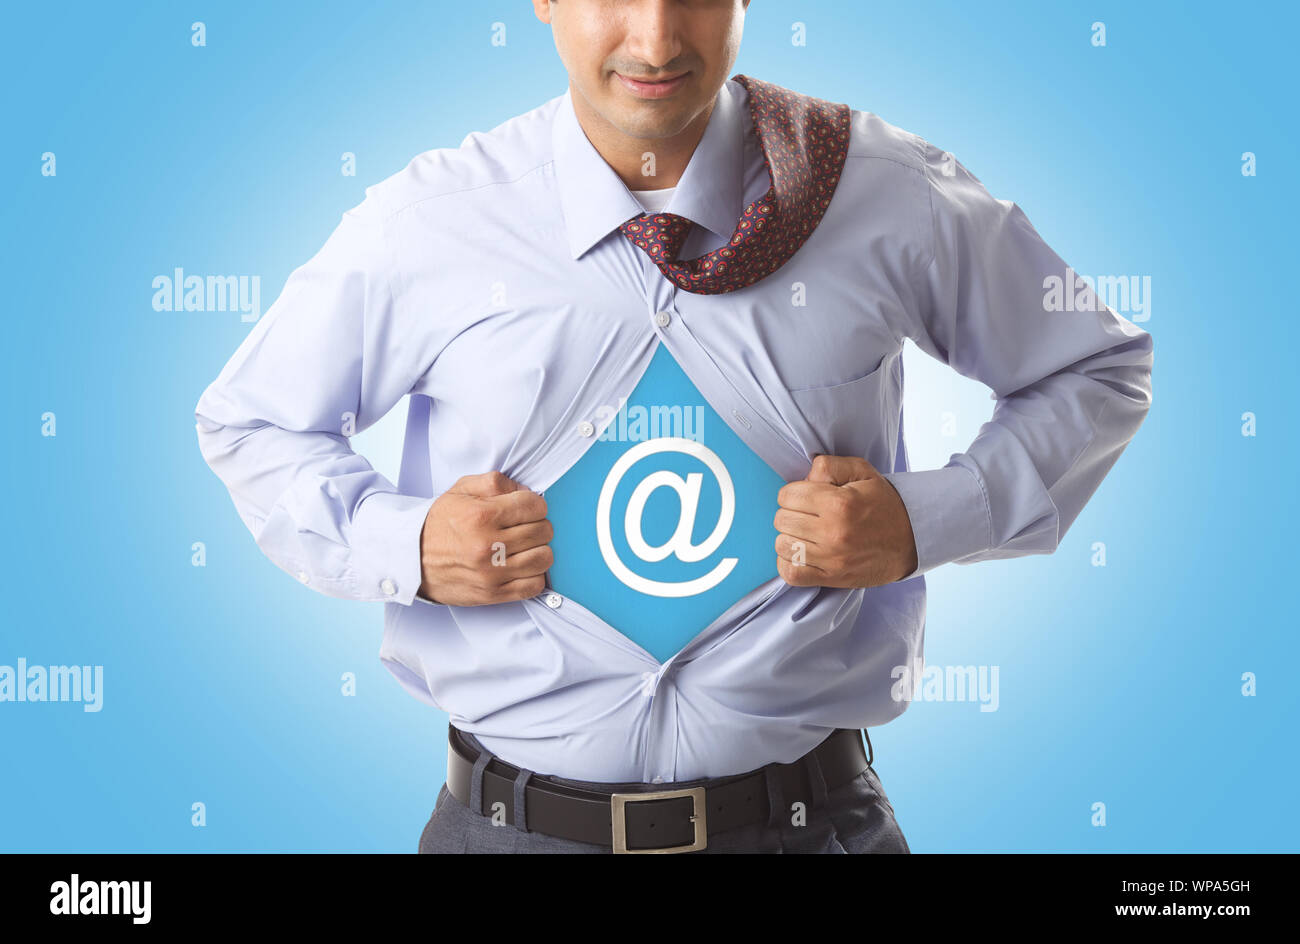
[888,475,920,582]
[881,463,992,578]
[351,491,438,605]
[413,583,444,607]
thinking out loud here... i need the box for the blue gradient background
[2,1,1294,852]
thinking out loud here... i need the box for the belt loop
[512,768,532,832]
[763,765,785,829]
[804,750,829,811]
[468,744,492,816]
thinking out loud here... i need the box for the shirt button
[544,592,562,609]
[380,578,397,596]
[296,570,309,584]
[577,420,595,438]
[653,310,672,328]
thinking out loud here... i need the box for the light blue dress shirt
[194,78,1153,783]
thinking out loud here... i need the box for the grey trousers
[417,732,911,854]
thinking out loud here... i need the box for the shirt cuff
[350,491,437,606]
[882,462,993,579]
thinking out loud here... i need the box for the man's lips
[615,71,690,99]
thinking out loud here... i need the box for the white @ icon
[596,437,738,597]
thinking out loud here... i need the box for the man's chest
[406,221,904,476]
[391,181,913,660]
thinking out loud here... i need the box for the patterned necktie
[617,74,851,296]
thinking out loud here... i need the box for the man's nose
[622,0,686,70]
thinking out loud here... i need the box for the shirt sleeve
[194,188,435,605]
[882,140,1154,578]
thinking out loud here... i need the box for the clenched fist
[775,454,919,589]
[417,471,553,606]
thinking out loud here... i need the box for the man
[195,0,1153,854]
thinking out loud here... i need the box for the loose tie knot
[614,75,851,296]
[618,211,694,264]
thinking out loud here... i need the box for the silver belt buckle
[610,786,707,854]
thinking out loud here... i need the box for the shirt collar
[551,78,746,260]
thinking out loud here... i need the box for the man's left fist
[774,454,919,589]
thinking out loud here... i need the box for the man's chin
[602,102,700,142]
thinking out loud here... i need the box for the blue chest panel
[544,345,785,663]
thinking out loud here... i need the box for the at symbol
[596,437,738,598]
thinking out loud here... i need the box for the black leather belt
[446,725,871,854]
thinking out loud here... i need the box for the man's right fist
[416,471,553,606]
